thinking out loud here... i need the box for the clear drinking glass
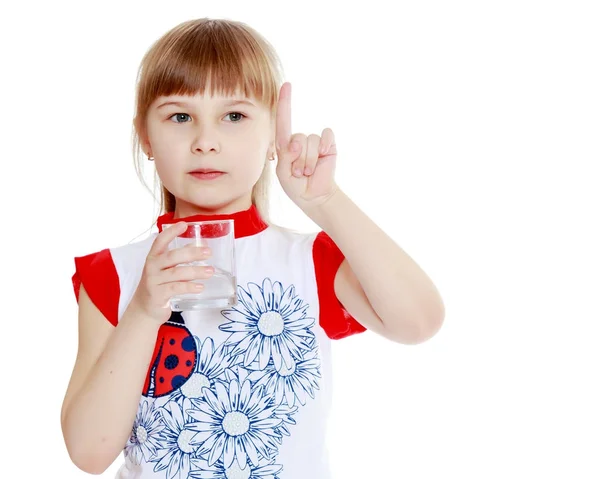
[167,220,237,311]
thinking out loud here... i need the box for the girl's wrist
[120,302,165,334]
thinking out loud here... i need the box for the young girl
[61,18,444,479]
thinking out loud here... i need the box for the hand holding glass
[167,220,237,311]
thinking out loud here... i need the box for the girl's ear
[134,115,151,153]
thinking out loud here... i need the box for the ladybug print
[142,312,197,397]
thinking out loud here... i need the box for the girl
[61,17,444,479]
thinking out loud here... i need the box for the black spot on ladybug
[164,354,179,370]
[159,377,164,383]
[170,339,175,345]
[172,375,186,389]
[186,360,192,367]
[182,336,195,352]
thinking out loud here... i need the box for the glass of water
[167,220,237,311]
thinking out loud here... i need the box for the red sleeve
[72,248,120,327]
[312,231,367,340]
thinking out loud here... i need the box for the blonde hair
[132,18,284,223]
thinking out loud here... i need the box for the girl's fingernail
[304,166,312,175]
[293,168,303,177]
[205,266,215,274]
[194,283,204,290]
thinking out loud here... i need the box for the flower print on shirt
[219,278,317,373]
[270,402,299,442]
[190,456,283,479]
[186,377,283,469]
[168,336,238,419]
[150,401,198,479]
[124,398,164,465]
[142,277,323,478]
[246,347,321,407]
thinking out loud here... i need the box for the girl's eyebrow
[223,99,256,108]
[156,99,256,109]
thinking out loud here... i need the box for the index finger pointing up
[276,82,292,151]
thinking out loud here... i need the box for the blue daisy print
[150,401,198,479]
[246,347,321,407]
[169,336,238,417]
[190,456,282,479]
[211,363,251,393]
[305,328,318,350]
[124,399,164,465]
[186,378,283,469]
[270,403,299,441]
[220,279,316,373]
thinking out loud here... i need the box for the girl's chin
[175,195,252,215]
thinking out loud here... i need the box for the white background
[1,1,599,477]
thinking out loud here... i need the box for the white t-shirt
[72,206,366,479]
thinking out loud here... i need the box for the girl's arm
[307,188,445,345]
[61,285,161,474]
[61,222,211,473]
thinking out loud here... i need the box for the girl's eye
[169,113,191,123]
[225,112,246,122]
[167,112,246,123]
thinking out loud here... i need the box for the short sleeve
[72,248,120,327]
[312,231,367,340]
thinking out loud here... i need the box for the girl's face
[143,88,275,216]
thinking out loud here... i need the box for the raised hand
[274,82,339,210]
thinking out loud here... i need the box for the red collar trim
[156,205,268,238]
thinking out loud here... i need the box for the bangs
[137,19,282,113]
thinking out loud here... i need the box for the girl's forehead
[153,91,258,106]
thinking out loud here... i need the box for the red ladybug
[142,312,197,397]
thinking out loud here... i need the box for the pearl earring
[148,155,154,161]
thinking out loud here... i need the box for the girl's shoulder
[71,233,157,325]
